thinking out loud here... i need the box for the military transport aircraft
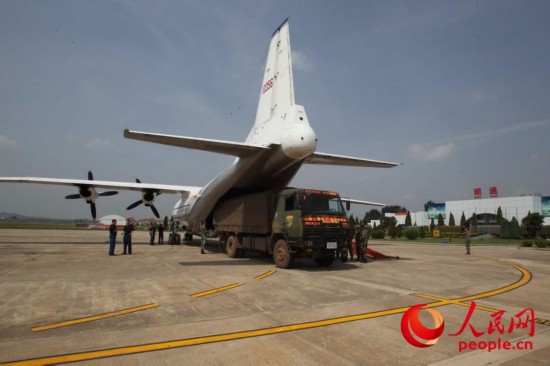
[0,19,399,234]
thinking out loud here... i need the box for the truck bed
[213,191,276,235]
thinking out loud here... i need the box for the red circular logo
[401,303,445,347]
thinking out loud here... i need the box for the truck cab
[272,188,350,267]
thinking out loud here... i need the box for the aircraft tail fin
[254,18,295,127]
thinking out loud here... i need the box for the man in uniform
[463,226,471,255]
[122,219,134,255]
[108,219,117,256]
[200,221,207,254]
[357,223,369,263]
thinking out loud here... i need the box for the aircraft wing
[0,177,200,195]
[304,152,401,168]
[124,129,269,158]
[340,197,386,207]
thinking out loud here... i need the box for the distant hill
[0,212,27,220]
[0,212,89,223]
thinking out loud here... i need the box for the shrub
[404,228,420,240]
[535,237,548,248]
[520,241,533,247]
[419,227,426,238]
[371,229,385,239]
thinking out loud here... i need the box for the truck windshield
[298,192,345,214]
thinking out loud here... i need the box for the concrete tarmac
[0,229,549,365]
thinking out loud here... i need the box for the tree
[363,209,382,224]
[449,213,455,226]
[430,218,435,232]
[471,213,478,231]
[500,218,511,239]
[386,217,399,239]
[510,217,522,239]
[460,212,466,228]
[437,213,445,227]
[382,206,408,215]
[405,211,412,226]
[348,214,356,227]
[496,207,503,225]
[522,212,544,238]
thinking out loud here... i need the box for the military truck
[213,188,351,268]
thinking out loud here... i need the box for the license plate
[327,242,337,249]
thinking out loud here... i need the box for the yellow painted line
[535,318,550,326]
[412,293,500,312]
[190,283,243,298]
[31,304,159,332]
[2,305,415,366]
[255,270,276,280]
[2,262,532,366]
[453,262,532,303]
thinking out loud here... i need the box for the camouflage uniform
[357,225,369,263]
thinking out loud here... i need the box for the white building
[445,195,548,225]
[367,194,549,227]
[97,215,127,226]
[369,211,429,227]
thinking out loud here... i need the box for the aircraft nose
[282,123,317,160]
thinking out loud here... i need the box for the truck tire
[273,239,293,269]
[226,235,238,258]
[314,257,334,267]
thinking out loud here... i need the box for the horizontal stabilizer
[124,129,269,158]
[304,152,401,168]
[0,177,201,195]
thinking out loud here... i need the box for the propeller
[64,170,118,219]
[126,178,161,218]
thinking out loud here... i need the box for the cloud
[86,138,111,150]
[0,135,17,149]
[466,91,497,103]
[407,143,455,162]
[292,50,313,71]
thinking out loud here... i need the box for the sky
[1,0,549,220]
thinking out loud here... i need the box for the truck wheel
[314,257,334,267]
[273,239,293,269]
[226,236,238,258]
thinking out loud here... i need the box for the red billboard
[474,187,482,199]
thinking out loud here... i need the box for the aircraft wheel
[273,239,293,269]
[226,235,238,258]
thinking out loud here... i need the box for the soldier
[149,223,156,245]
[200,221,207,254]
[122,219,134,255]
[343,225,355,262]
[463,226,471,255]
[108,219,117,256]
[357,223,369,263]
